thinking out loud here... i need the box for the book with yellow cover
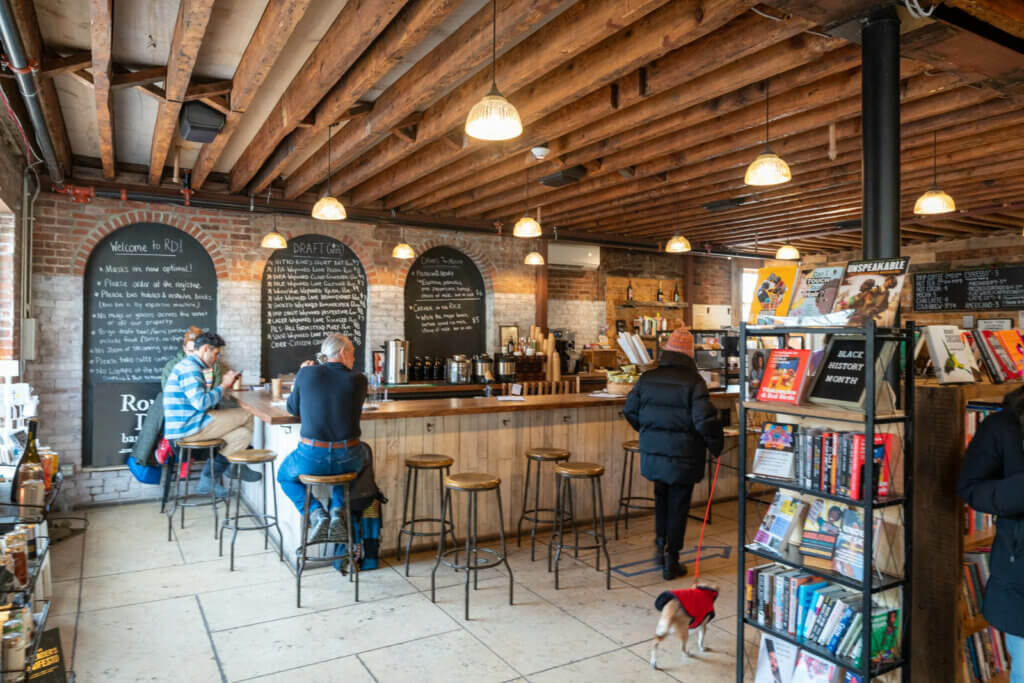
[748,264,799,325]
[994,329,1024,376]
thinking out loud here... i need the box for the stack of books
[755,632,869,683]
[964,627,1009,682]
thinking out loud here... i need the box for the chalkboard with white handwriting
[262,234,367,378]
[83,223,217,467]
[404,246,486,359]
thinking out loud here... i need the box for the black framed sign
[914,266,1024,312]
[83,223,217,467]
[261,234,367,378]
[404,246,486,359]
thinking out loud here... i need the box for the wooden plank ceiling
[7,0,1024,255]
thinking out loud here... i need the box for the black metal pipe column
[861,6,901,259]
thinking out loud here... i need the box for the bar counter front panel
[234,390,744,569]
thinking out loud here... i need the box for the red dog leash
[693,454,723,580]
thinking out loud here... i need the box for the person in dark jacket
[624,325,725,580]
[958,386,1024,683]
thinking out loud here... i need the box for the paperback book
[791,650,840,683]
[922,325,980,384]
[753,423,798,480]
[757,349,813,404]
[755,633,800,683]
[753,491,807,556]
[807,338,897,412]
[788,266,846,320]
[829,258,910,328]
[749,265,800,325]
[799,498,847,570]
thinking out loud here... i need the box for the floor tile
[241,654,374,682]
[359,629,519,682]
[629,621,745,682]
[212,592,457,681]
[200,563,419,632]
[430,582,617,675]
[72,596,221,682]
[530,648,674,682]
[49,579,80,618]
[49,532,84,582]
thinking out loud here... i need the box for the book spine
[810,595,834,642]
[813,434,822,490]
[827,606,856,652]
[788,578,801,636]
[805,593,825,641]
[850,433,865,501]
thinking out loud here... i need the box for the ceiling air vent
[703,197,747,212]
[538,165,587,187]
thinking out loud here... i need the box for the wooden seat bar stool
[613,440,652,540]
[549,462,611,590]
[516,447,571,561]
[396,454,457,576]
[219,450,284,570]
[296,471,358,607]
[431,472,514,620]
[166,437,229,542]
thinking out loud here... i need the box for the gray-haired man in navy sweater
[278,333,368,543]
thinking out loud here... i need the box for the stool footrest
[398,518,454,538]
[437,546,507,572]
[222,514,280,533]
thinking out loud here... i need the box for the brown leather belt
[300,437,360,449]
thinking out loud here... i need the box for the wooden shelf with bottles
[913,382,1014,683]
[615,300,687,309]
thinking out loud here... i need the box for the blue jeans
[277,441,365,515]
[1006,632,1023,683]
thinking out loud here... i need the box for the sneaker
[195,478,227,499]
[229,464,263,482]
[328,510,348,542]
[307,508,329,544]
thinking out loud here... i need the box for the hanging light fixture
[914,131,956,215]
[312,123,347,220]
[775,243,800,260]
[465,0,522,141]
[260,213,287,249]
[513,170,541,238]
[524,250,545,265]
[665,234,691,253]
[745,79,791,186]
[392,228,415,259]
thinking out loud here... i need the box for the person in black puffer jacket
[624,325,724,580]
[958,386,1024,683]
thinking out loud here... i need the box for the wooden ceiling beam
[89,0,115,179]
[282,0,673,201]
[37,50,92,77]
[11,0,73,175]
[110,66,167,90]
[396,20,839,213]
[182,79,232,101]
[337,0,760,207]
[147,0,216,185]
[190,0,311,189]
[245,0,462,195]
[225,0,423,193]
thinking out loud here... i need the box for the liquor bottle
[411,356,423,381]
[626,280,634,301]
[673,283,680,303]
[656,281,664,302]
[506,337,514,355]
[12,419,44,508]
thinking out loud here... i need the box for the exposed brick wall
[0,214,16,359]
[548,269,601,301]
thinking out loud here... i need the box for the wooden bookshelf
[742,400,906,424]
[912,382,1014,683]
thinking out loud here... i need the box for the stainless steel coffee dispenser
[384,339,409,384]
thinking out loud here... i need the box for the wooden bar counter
[233,388,744,569]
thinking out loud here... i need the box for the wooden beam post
[90,0,115,179]
[535,241,549,334]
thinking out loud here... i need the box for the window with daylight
[740,268,759,323]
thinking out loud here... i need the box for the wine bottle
[12,419,44,506]
[626,280,634,301]
[657,281,664,302]
[673,283,680,303]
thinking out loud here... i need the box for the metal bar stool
[166,437,228,541]
[296,471,358,607]
[549,462,611,590]
[219,449,284,570]
[430,472,514,620]
[613,440,653,540]
[396,454,457,576]
[516,447,571,561]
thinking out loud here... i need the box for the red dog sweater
[654,586,718,628]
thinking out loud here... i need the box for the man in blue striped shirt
[164,331,254,498]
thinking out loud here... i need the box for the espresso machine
[384,339,409,384]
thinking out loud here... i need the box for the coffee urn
[384,339,409,384]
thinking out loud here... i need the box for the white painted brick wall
[492,293,535,353]
[367,284,403,370]
[217,280,261,380]
[549,299,607,348]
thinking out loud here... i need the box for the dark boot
[662,551,687,581]
[654,537,665,567]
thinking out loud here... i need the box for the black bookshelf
[736,320,914,682]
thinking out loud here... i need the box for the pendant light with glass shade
[312,123,347,220]
[392,227,415,259]
[260,213,287,249]
[524,249,544,265]
[745,79,792,186]
[513,167,542,237]
[913,131,956,215]
[775,243,800,260]
[665,234,691,253]
[465,0,522,141]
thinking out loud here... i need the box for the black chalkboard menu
[404,247,486,359]
[262,234,367,378]
[84,223,217,467]
[914,265,1024,311]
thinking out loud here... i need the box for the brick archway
[70,209,227,278]
[267,223,376,284]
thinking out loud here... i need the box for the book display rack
[736,321,914,683]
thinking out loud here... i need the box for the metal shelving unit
[736,320,914,682]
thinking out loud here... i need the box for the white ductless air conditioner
[547,243,600,271]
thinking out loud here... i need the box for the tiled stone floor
[50,500,762,682]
